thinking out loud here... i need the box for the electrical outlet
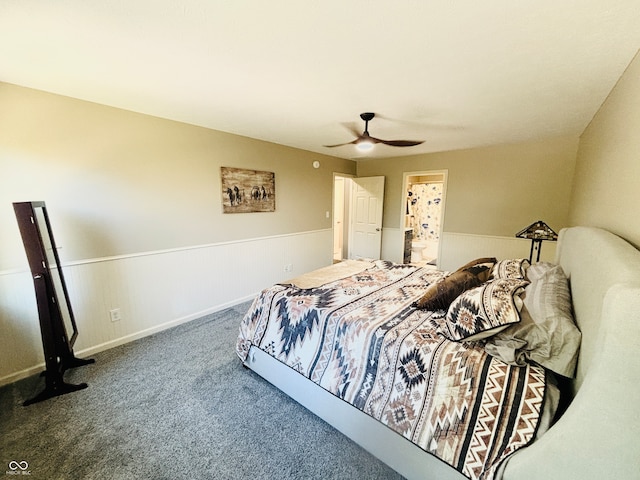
[284,264,293,273]
[109,308,122,322]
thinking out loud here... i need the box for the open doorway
[333,173,353,262]
[402,170,447,267]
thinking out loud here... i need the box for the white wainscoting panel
[439,232,557,271]
[0,229,333,386]
[380,228,557,271]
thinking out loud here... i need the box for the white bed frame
[244,227,640,479]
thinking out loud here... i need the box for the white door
[349,176,385,260]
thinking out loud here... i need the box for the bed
[236,226,640,480]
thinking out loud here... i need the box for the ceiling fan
[324,112,425,151]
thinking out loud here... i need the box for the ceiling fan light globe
[356,140,374,152]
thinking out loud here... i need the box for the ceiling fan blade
[375,138,425,147]
[323,139,359,148]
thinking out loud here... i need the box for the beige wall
[357,136,579,237]
[0,82,356,271]
[0,82,355,384]
[569,50,640,248]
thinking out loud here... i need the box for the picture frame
[221,167,275,213]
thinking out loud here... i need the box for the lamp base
[528,239,543,263]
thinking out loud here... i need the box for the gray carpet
[0,302,404,479]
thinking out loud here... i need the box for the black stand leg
[23,354,94,406]
[23,376,89,406]
[528,240,535,263]
[62,355,95,371]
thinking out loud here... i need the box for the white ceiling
[1,1,639,160]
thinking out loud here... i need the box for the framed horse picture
[220,167,275,213]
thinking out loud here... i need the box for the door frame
[332,172,355,262]
[400,170,448,266]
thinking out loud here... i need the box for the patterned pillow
[491,258,530,280]
[440,278,528,341]
[485,262,581,377]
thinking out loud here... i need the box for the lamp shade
[515,220,558,241]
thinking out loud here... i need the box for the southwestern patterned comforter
[236,260,546,480]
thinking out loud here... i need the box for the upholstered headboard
[503,226,640,480]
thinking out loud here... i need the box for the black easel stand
[13,202,94,406]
